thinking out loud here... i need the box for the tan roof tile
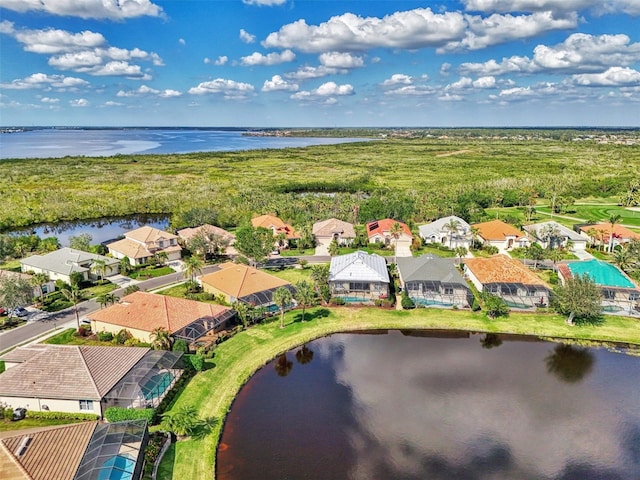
[312,218,356,238]
[463,255,548,286]
[0,422,97,480]
[177,224,235,243]
[0,346,149,400]
[472,220,524,241]
[251,214,300,239]
[125,226,178,243]
[87,291,231,334]
[200,262,290,299]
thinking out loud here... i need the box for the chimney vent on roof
[15,436,32,456]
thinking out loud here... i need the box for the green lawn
[44,328,106,346]
[129,266,175,279]
[537,204,640,229]
[279,248,315,257]
[266,267,314,284]
[413,245,456,258]
[160,306,640,480]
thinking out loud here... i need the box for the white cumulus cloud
[188,78,255,99]
[572,67,640,86]
[462,0,640,16]
[284,65,344,80]
[0,0,163,20]
[239,29,256,44]
[0,72,89,89]
[117,85,182,97]
[262,75,299,92]
[291,81,354,102]
[381,74,414,87]
[242,0,287,5]
[319,52,364,69]
[240,49,295,66]
[69,98,89,107]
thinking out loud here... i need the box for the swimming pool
[336,296,373,303]
[142,371,173,401]
[98,453,135,480]
[567,260,636,288]
[412,298,454,307]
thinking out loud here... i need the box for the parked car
[12,307,29,317]
[13,408,27,421]
[0,307,6,316]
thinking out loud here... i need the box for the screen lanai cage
[404,280,474,308]
[172,309,237,344]
[74,420,148,480]
[239,284,297,314]
[483,282,551,309]
[103,351,183,410]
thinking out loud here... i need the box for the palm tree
[161,405,202,438]
[389,221,403,264]
[612,247,632,272]
[61,285,84,330]
[150,327,173,350]
[96,292,118,309]
[119,256,132,275]
[30,272,49,304]
[454,246,467,265]
[310,264,330,303]
[91,259,107,283]
[328,239,340,256]
[540,223,561,249]
[233,301,253,327]
[443,218,461,249]
[608,214,622,252]
[469,226,481,249]
[272,287,293,329]
[183,255,204,282]
[294,281,316,322]
[155,251,169,266]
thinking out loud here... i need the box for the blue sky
[1,0,639,127]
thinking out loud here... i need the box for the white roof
[418,216,471,239]
[522,221,585,242]
[329,251,390,283]
[20,247,118,276]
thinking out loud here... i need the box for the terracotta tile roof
[177,224,235,243]
[251,214,300,239]
[0,422,97,480]
[87,291,231,334]
[463,255,548,286]
[579,223,640,241]
[472,220,524,241]
[366,219,412,238]
[199,262,290,299]
[0,346,149,401]
[125,225,178,243]
[106,238,181,259]
[312,218,356,238]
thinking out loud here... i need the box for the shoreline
[160,306,640,479]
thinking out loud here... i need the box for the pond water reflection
[217,330,640,480]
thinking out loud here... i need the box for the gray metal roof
[396,255,467,286]
[20,247,118,276]
[418,216,471,239]
[329,251,390,283]
[522,221,585,242]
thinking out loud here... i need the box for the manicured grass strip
[0,418,85,433]
[161,307,640,479]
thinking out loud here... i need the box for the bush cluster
[26,410,100,421]
[104,407,155,423]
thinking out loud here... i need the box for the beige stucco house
[106,226,182,266]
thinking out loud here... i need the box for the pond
[217,330,640,480]
[8,214,170,246]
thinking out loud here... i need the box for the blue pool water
[568,260,635,288]
[412,298,454,307]
[99,454,135,480]
[337,296,372,303]
[142,371,173,401]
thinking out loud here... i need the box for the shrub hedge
[26,410,100,421]
[104,407,155,423]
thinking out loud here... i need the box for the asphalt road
[0,264,222,354]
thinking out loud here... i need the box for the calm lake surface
[0,128,369,159]
[217,330,640,480]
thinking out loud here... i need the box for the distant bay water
[0,128,370,159]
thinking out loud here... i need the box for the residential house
[0,420,148,480]
[87,291,235,346]
[106,226,182,267]
[20,247,119,284]
[328,251,390,303]
[418,215,472,249]
[472,219,529,252]
[557,259,640,312]
[251,214,300,248]
[0,345,183,414]
[523,221,587,252]
[366,218,413,257]
[199,262,295,310]
[463,255,551,309]
[578,223,640,251]
[312,218,356,247]
[177,223,236,256]
[396,255,473,308]
[0,269,55,299]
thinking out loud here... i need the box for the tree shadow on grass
[293,308,330,323]
[191,416,219,440]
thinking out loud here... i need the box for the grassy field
[0,417,85,434]
[537,204,640,228]
[159,306,640,479]
[2,137,639,230]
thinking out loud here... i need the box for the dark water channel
[217,330,640,480]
